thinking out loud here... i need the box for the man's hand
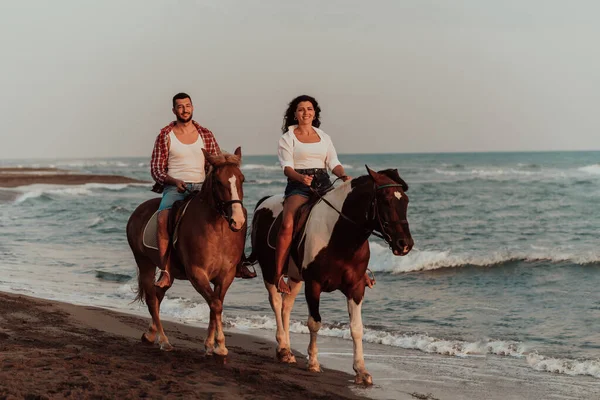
[175,179,187,193]
[341,175,352,182]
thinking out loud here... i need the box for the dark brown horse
[247,166,413,385]
[126,147,246,355]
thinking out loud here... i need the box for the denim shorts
[158,183,203,211]
[284,169,332,198]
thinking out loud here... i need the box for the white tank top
[168,131,206,183]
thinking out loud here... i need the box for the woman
[274,95,374,294]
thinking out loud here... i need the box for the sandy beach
[0,291,366,400]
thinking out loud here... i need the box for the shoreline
[0,168,148,188]
[0,291,366,400]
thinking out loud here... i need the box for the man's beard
[177,113,193,123]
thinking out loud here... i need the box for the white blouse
[277,126,341,171]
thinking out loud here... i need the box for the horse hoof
[284,353,297,364]
[276,348,296,363]
[214,347,228,356]
[307,363,322,373]
[159,341,173,352]
[141,333,155,345]
[277,349,296,364]
[355,373,373,386]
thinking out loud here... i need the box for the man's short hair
[172,92,192,108]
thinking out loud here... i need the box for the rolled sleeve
[278,134,295,170]
[150,132,168,184]
[325,136,341,171]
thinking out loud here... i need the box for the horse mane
[205,152,241,168]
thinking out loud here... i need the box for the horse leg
[280,279,303,363]
[347,294,372,386]
[264,280,286,361]
[136,256,173,351]
[136,257,158,344]
[187,268,218,355]
[211,272,235,356]
[305,280,322,373]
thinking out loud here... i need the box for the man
[150,92,256,288]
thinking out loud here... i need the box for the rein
[309,179,405,246]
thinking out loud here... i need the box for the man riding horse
[150,92,255,288]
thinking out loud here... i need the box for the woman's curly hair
[281,95,322,134]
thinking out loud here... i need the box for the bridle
[310,180,407,249]
[209,169,244,223]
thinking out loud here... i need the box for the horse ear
[202,148,213,165]
[234,146,242,159]
[365,165,380,182]
[378,168,409,191]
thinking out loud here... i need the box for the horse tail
[133,264,145,304]
[241,195,271,266]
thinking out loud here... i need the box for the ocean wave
[527,353,600,379]
[229,315,525,356]
[247,179,287,185]
[434,168,541,177]
[95,270,133,283]
[367,242,600,273]
[241,164,281,171]
[12,183,145,203]
[440,163,465,170]
[517,163,541,169]
[54,160,131,168]
[227,313,600,379]
[159,297,211,322]
[579,164,600,175]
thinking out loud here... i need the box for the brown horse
[246,166,413,385]
[126,147,246,355]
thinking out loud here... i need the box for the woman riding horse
[274,95,374,294]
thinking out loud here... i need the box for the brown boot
[236,262,257,279]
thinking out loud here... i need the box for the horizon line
[1,148,599,162]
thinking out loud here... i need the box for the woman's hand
[299,174,313,187]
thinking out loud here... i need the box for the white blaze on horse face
[228,175,245,228]
[394,191,402,200]
[302,182,354,269]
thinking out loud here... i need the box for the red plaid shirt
[150,120,221,193]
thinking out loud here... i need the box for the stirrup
[366,268,376,286]
[237,264,257,279]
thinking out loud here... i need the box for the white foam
[158,297,211,323]
[11,183,144,203]
[241,164,281,171]
[579,164,600,175]
[53,160,131,168]
[227,314,526,357]
[527,353,600,379]
[88,217,104,228]
[249,179,287,185]
[367,242,600,273]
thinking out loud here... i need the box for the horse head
[201,147,246,232]
[365,166,413,256]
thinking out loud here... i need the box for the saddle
[142,192,198,250]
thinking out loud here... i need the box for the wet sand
[0,292,365,400]
[0,167,147,188]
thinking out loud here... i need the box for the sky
[1,0,599,159]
